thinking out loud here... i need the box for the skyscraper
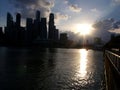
[26,18,33,42]
[16,13,21,27]
[36,10,40,21]
[15,13,22,43]
[54,29,59,40]
[7,12,14,28]
[48,13,55,40]
[34,10,41,38]
[40,18,47,40]
[5,12,15,43]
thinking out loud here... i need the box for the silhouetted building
[33,20,39,39]
[40,18,47,40]
[0,27,3,42]
[48,13,55,40]
[26,18,34,43]
[14,13,23,44]
[54,28,59,40]
[34,10,41,38]
[104,35,120,49]
[60,33,68,41]
[55,29,59,40]
[36,10,40,21]
[6,12,14,28]
[17,27,26,44]
[16,13,21,27]
[5,12,15,43]
[2,10,62,46]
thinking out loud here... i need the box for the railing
[105,50,120,74]
[105,50,120,90]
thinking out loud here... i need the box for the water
[0,47,104,90]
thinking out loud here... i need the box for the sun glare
[76,49,88,78]
[76,23,93,35]
[79,49,87,77]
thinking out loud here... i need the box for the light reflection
[79,49,88,78]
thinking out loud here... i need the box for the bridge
[104,50,120,90]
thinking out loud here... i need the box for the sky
[0,0,120,41]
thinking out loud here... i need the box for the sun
[76,23,93,35]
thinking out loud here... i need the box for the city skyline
[0,10,63,47]
[1,0,120,42]
[0,10,120,42]
[0,10,103,48]
[1,0,120,30]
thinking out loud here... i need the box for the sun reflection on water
[79,49,88,78]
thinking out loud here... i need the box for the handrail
[106,50,120,58]
[105,50,120,75]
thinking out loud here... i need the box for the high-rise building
[5,12,15,43]
[34,10,41,38]
[54,29,59,40]
[16,13,21,27]
[48,13,55,40]
[52,26,59,40]
[7,12,14,28]
[26,18,33,42]
[26,18,33,30]
[36,10,40,21]
[3,11,61,45]
[15,13,22,44]
[49,13,54,23]
[40,18,47,40]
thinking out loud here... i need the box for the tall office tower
[49,13,54,23]
[16,13,21,27]
[48,13,55,40]
[34,10,41,38]
[26,18,33,42]
[40,18,47,40]
[36,10,40,21]
[6,12,15,42]
[54,29,59,40]
[15,13,21,43]
[7,12,14,28]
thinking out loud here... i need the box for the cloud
[9,0,55,19]
[91,8,99,13]
[111,0,120,6]
[109,28,120,33]
[114,0,120,3]
[69,4,82,12]
[55,13,69,20]
[64,0,69,4]
[55,12,69,23]
[108,20,120,34]
[93,19,114,41]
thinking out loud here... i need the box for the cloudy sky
[0,0,120,38]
